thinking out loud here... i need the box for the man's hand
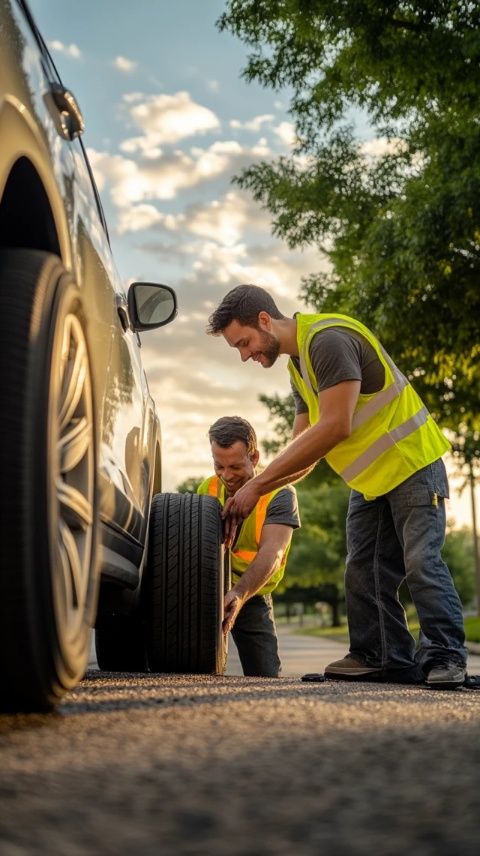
[222,478,261,547]
[222,589,245,635]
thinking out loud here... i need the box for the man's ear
[250,449,260,467]
[257,311,272,331]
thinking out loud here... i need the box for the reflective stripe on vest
[341,405,429,482]
[289,313,450,498]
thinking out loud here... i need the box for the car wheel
[146,492,227,674]
[95,616,147,672]
[0,249,98,711]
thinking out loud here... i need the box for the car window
[15,0,110,243]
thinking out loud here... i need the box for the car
[0,0,227,712]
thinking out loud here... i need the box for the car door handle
[50,82,85,140]
[116,297,130,332]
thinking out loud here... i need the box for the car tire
[146,492,227,674]
[95,616,147,672]
[0,249,98,711]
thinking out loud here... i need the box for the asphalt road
[1,629,480,856]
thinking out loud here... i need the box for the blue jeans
[345,459,467,676]
[231,594,281,677]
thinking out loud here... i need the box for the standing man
[197,416,300,677]
[206,284,467,689]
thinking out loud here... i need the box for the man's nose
[240,348,251,362]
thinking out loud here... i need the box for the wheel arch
[0,155,61,258]
[0,99,73,268]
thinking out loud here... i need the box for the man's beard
[258,330,280,367]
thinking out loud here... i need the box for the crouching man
[197,416,300,677]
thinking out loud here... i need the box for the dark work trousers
[346,459,467,675]
[231,594,281,677]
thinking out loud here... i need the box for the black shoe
[425,660,466,690]
[324,654,383,681]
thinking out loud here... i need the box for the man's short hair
[206,284,284,335]
[208,416,257,456]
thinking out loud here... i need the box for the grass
[295,614,480,644]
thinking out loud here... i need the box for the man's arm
[222,523,293,634]
[223,380,361,525]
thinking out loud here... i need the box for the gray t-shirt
[264,484,300,530]
[291,327,385,414]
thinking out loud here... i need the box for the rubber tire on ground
[95,616,147,672]
[0,250,98,711]
[145,492,227,674]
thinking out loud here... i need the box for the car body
[0,0,231,712]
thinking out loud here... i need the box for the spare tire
[145,492,227,674]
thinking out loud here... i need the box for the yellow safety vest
[197,475,291,595]
[288,313,450,500]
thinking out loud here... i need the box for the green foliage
[259,392,295,456]
[463,615,480,644]
[442,528,476,608]
[218,2,479,132]
[176,476,204,494]
[259,391,339,486]
[283,479,349,590]
[218,1,480,453]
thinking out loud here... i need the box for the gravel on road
[1,671,480,855]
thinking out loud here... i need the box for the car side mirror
[127,283,177,332]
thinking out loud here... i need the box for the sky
[28,0,476,528]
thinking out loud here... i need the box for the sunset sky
[29,0,474,527]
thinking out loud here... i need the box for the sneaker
[324,654,383,681]
[425,660,466,690]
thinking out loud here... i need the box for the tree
[259,392,295,457]
[218,1,480,444]
[276,476,350,625]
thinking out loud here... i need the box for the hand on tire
[222,590,245,635]
[222,479,262,547]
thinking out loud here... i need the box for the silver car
[0,0,227,712]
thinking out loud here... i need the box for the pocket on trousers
[407,487,434,507]
[406,461,449,506]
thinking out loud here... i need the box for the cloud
[116,204,178,234]
[88,137,272,206]
[360,137,406,158]
[121,91,220,147]
[48,40,81,59]
[112,56,138,73]
[207,80,220,93]
[177,192,263,246]
[89,146,231,204]
[273,121,297,148]
[230,114,274,133]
